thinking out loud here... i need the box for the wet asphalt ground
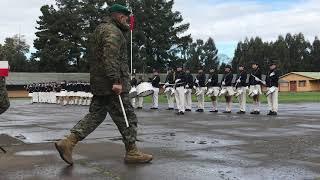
[0,99,320,180]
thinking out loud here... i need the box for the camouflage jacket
[90,16,130,95]
[0,77,10,114]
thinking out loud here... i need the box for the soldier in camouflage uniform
[55,4,153,165]
[0,77,10,115]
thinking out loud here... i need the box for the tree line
[231,33,320,74]
[0,0,319,75]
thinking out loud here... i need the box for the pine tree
[203,38,219,72]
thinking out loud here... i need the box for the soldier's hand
[112,84,123,95]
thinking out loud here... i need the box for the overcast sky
[1,0,320,58]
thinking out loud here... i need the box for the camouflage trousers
[0,77,10,115]
[71,94,138,146]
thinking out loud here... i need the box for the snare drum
[136,82,154,97]
[266,86,276,96]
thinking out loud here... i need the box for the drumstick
[118,95,129,128]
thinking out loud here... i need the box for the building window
[298,80,306,87]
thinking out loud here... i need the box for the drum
[218,88,227,96]
[249,89,259,97]
[195,88,202,96]
[266,86,276,96]
[234,88,243,97]
[206,87,220,97]
[136,82,154,97]
[164,87,175,96]
[129,87,138,98]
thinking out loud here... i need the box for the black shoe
[166,108,174,111]
[137,107,143,110]
[223,111,231,114]
[196,109,204,112]
[185,109,192,112]
[268,111,277,116]
[150,107,158,110]
[237,111,246,114]
[210,110,218,113]
[250,111,260,115]
[176,111,184,115]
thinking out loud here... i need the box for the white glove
[195,80,199,84]
[270,72,275,77]
[255,77,259,81]
[193,86,197,89]
[208,79,212,83]
[222,81,225,86]
[165,82,169,86]
[186,85,189,88]
[175,79,181,83]
[237,79,241,83]
[162,85,166,89]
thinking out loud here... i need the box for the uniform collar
[102,16,130,32]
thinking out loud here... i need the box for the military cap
[109,4,131,16]
[238,64,245,67]
[250,62,259,66]
[225,65,232,69]
[269,60,277,66]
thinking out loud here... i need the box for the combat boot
[55,133,79,165]
[124,144,153,164]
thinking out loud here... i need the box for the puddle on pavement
[15,150,56,156]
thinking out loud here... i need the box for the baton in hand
[118,95,129,128]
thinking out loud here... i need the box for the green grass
[142,92,320,104]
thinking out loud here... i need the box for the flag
[0,61,9,77]
[130,15,135,31]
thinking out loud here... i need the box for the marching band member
[164,68,175,110]
[249,62,263,115]
[174,65,186,115]
[221,65,234,113]
[136,75,144,109]
[235,65,248,114]
[266,61,279,116]
[151,70,161,110]
[207,68,219,113]
[194,68,206,112]
[130,74,138,108]
[184,68,193,112]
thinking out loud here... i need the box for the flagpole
[131,29,133,78]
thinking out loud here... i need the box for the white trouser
[152,87,159,108]
[137,97,144,108]
[237,87,247,112]
[131,98,136,108]
[32,92,39,103]
[267,87,279,112]
[166,93,175,109]
[211,97,218,111]
[197,87,205,109]
[185,89,192,110]
[252,98,260,112]
[175,87,185,112]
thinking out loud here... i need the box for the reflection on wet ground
[1,100,320,179]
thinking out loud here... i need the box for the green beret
[109,4,131,16]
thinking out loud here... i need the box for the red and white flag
[130,15,135,31]
[0,61,9,77]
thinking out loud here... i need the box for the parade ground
[1,100,320,180]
